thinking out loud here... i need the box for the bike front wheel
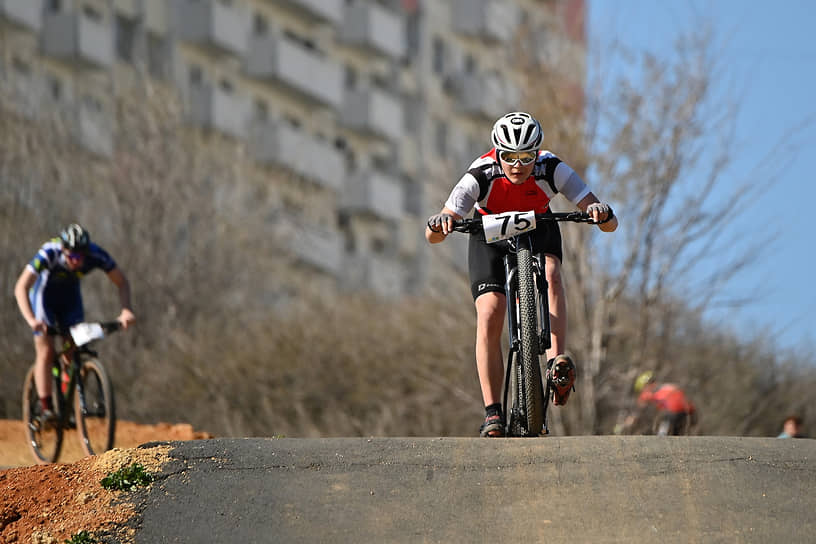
[517,246,544,435]
[22,364,63,464]
[504,350,528,437]
[75,358,116,456]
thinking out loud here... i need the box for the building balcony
[0,0,43,32]
[353,253,404,298]
[269,0,344,24]
[450,72,519,121]
[0,68,46,120]
[246,33,343,108]
[276,212,344,276]
[397,214,422,258]
[188,82,249,140]
[175,0,248,57]
[76,100,114,157]
[143,0,169,35]
[342,168,404,221]
[340,1,405,60]
[341,86,404,141]
[41,11,114,69]
[250,120,346,191]
[451,0,518,42]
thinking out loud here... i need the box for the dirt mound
[0,419,212,469]
[0,419,212,543]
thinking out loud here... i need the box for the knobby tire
[517,246,544,435]
[75,359,116,456]
[22,364,63,464]
[505,351,525,436]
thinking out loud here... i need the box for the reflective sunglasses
[499,150,537,166]
[63,250,86,260]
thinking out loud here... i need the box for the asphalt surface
[131,436,816,543]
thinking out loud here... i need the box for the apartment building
[0,0,586,298]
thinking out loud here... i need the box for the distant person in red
[633,372,697,436]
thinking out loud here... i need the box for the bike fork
[533,255,551,356]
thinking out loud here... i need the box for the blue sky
[588,1,816,353]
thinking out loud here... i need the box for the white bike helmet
[490,111,543,152]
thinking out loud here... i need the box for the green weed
[65,530,96,544]
[100,462,154,491]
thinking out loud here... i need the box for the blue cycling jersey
[27,238,117,331]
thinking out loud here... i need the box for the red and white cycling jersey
[444,148,590,217]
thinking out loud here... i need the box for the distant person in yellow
[14,224,135,423]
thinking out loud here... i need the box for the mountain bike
[452,210,600,437]
[22,320,121,464]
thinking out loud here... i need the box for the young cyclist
[425,111,617,437]
[633,371,697,436]
[14,223,135,422]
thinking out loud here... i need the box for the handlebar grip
[101,321,122,333]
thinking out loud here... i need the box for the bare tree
[513,25,811,434]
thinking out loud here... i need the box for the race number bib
[70,322,105,346]
[482,211,537,243]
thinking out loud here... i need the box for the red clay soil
[0,419,213,543]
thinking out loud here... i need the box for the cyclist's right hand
[28,319,47,335]
[427,213,455,235]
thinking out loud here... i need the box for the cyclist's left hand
[586,202,613,223]
[427,213,454,235]
[118,308,135,330]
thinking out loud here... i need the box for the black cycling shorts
[468,222,562,300]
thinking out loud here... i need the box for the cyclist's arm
[426,172,479,243]
[577,193,618,232]
[425,207,462,243]
[106,267,135,329]
[14,267,45,333]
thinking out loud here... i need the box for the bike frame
[452,210,601,437]
[503,236,552,357]
[24,320,119,463]
[501,232,552,435]
[54,341,99,422]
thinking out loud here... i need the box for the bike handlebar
[451,211,601,234]
[46,320,123,338]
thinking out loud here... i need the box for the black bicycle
[452,210,600,437]
[22,320,120,463]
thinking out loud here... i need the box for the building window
[253,13,268,36]
[12,57,31,75]
[371,238,386,254]
[283,29,315,50]
[47,74,62,101]
[115,15,137,63]
[147,34,167,79]
[82,95,103,113]
[434,120,448,156]
[464,54,475,74]
[432,37,445,74]
[189,65,203,86]
[283,115,300,129]
[47,0,61,13]
[344,66,357,90]
[254,98,268,121]
[82,5,103,22]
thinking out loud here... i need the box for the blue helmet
[59,223,91,251]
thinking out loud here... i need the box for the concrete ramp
[133,436,816,543]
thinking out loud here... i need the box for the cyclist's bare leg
[33,333,55,403]
[544,254,567,360]
[474,291,506,406]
